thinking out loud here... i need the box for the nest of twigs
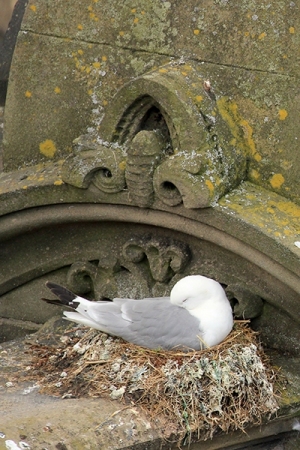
[25,321,279,442]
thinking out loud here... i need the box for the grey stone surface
[0,0,27,105]
[2,0,300,204]
[0,0,299,448]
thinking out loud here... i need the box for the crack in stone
[20,29,294,79]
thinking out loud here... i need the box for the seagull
[42,275,233,351]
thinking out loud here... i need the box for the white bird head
[170,275,227,311]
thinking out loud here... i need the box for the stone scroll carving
[122,236,192,283]
[64,234,263,322]
[66,235,192,300]
[62,61,249,209]
[61,135,126,193]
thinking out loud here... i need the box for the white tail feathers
[63,311,105,331]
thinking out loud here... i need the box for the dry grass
[24,321,279,442]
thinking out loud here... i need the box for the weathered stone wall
[0,3,299,447]
[2,0,300,205]
[0,0,17,39]
[0,0,299,350]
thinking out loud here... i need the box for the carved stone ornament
[61,135,126,193]
[62,60,249,208]
[225,284,264,319]
[66,235,192,300]
[64,235,264,323]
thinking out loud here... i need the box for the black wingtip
[41,297,64,306]
[44,281,77,306]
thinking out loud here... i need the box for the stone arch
[0,203,299,354]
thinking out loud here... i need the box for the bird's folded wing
[85,298,202,350]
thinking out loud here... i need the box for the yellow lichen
[267,207,275,215]
[119,161,127,171]
[217,98,261,162]
[93,62,101,69]
[278,109,288,120]
[240,119,261,162]
[219,191,300,242]
[77,24,83,30]
[25,90,32,98]
[280,160,292,170]
[54,87,61,94]
[205,179,215,193]
[195,95,203,103]
[29,4,36,12]
[250,169,260,180]
[133,17,139,24]
[258,32,266,40]
[54,180,64,186]
[270,173,285,189]
[193,29,200,35]
[289,27,295,34]
[271,200,300,219]
[39,140,57,158]
[102,56,107,62]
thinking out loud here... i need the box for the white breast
[189,299,233,347]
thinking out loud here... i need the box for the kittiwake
[42,275,233,351]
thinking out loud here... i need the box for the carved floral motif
[64,236,263,321]
[66,235,191,300]
[62,61,248,209]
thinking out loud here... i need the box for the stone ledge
[0,317,40,342]
[0,330,299,450]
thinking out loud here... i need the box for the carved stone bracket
[62,60,249,208]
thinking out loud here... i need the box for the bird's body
[42,275,233,351]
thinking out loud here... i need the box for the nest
[25,321,279,442]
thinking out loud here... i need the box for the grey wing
[120,299,202,350]
[85,297,202,350]
[84,297,170,336]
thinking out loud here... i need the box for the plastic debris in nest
[25,321,279,442]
